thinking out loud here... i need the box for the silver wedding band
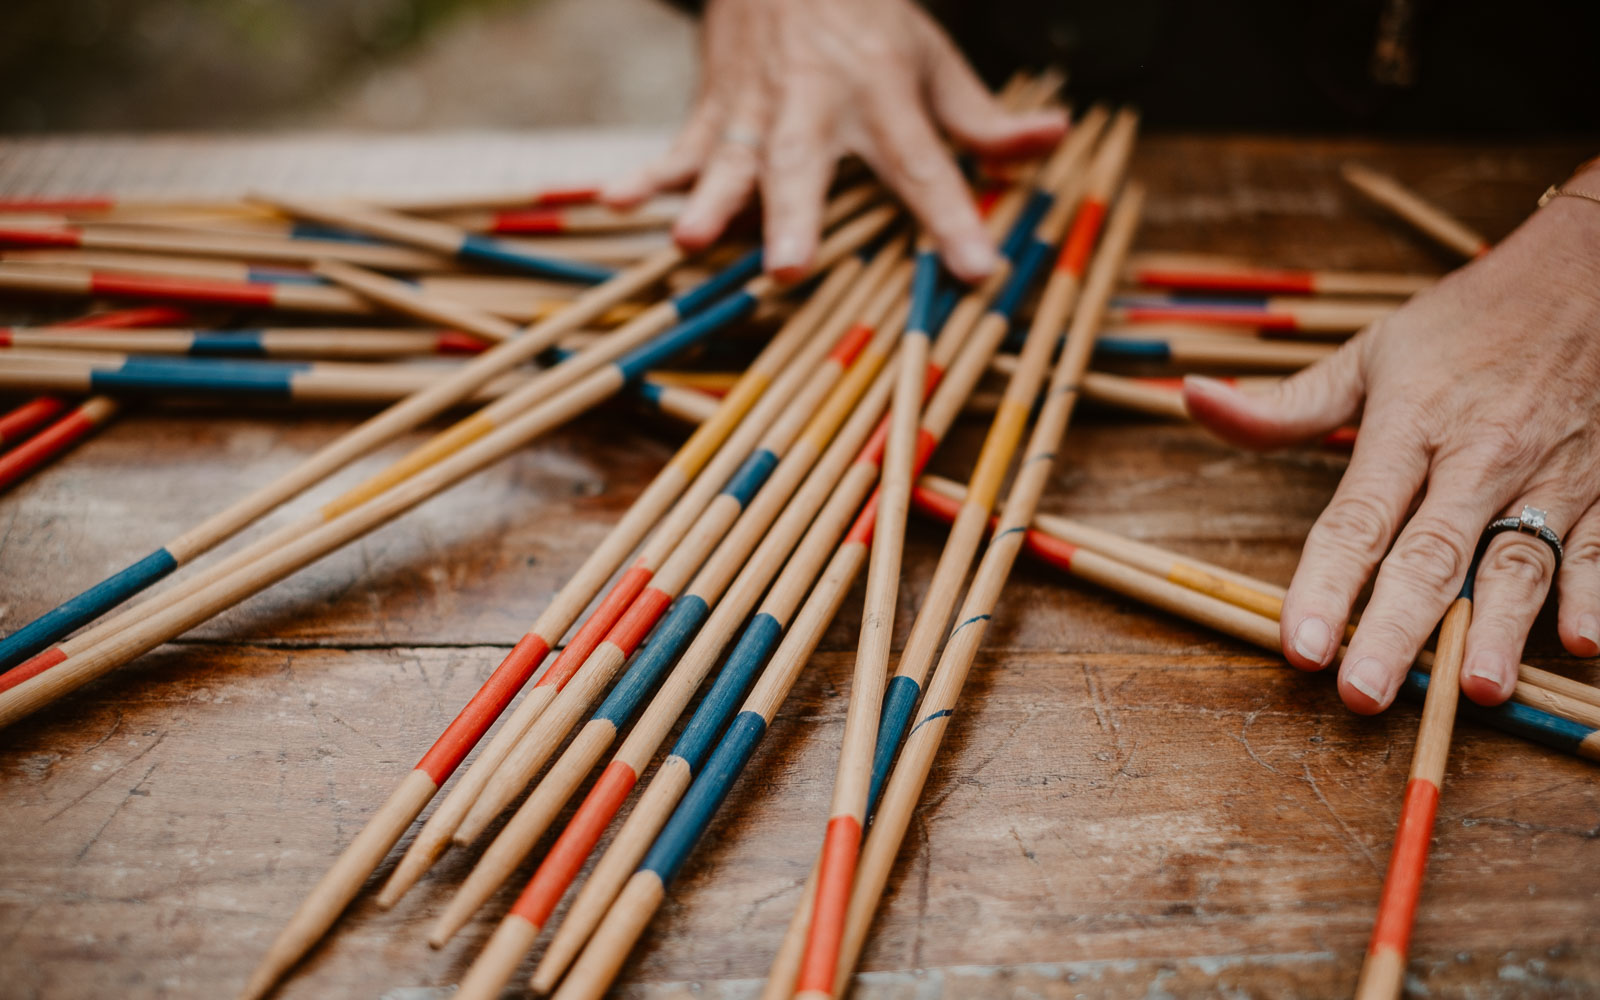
[720,125,763,150]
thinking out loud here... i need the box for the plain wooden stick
[1341,163,1491,259]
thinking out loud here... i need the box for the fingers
[1557,500,1600,657]
[860,87,996,281]
[918,19,1068,157]
[1461,497,1574,705]
[673,101,768,252]
[760,79,838,281]
[1277,420,1431,679]
[1337,468,1511,714]
[1183,334,1367,450]
[602,102,722,207]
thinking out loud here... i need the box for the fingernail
[1292,617,1333,666]
[1345,656,1391,704]
[950,240,998,281]
[1578,614,1600,653]
[766,234,808,276]
[1463,651,1510,696]
[1184,374,1229,396]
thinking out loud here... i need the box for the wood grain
[2,133,1597,999]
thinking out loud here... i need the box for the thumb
[1183,336,1366,449]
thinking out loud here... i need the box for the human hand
[603,0,1067,282]
[1184,175,1600,714]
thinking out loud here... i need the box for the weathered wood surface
[2,134,1597,1000]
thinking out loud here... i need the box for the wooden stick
[1341,163,1491,260]
[0,395,69,447]
[1086,329,1335,370]
[430,265,915,955]
[0,232,694,673]
[439,201,679,236]
[0,326,493,360]
[1109,293,1395,334]
[525,119,1108,996]
[380,184,604,215]
[543,123,1112,1000]
[1124,251,1436,298]
[0,396,116,493]
[230,248,875,1000]
[791,241,935,1000]
[0,222,452,271]
[257,194,617,285]
[365,235,907,912]
[822,183,1144,998]
[914,473,1600,731]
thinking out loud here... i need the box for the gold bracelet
[1539,182,1600,209]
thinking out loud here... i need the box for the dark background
[1,0,1597,134]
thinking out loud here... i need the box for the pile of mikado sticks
[1,74,1598,1000]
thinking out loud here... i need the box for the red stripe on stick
[826,323,876,367]
[1368,777,1440,958]
[88,272,278,308]
[63,306,192,329]
[510,759,639,926]
[0,404,106,493]
[0,228,83,249]
[532,186,600,207]
[610,587,674,656]
[0,646,69,694]
[796,815,864,994]
[0,396,66,443]
[1132,267,1317,296]
[416,634,552,785]
[488,209,565,235]
[435,331,491,354]
[1056,199,1108,276]
[910,485,1079,571]
[533,562,654,689]
[0,198,114,213]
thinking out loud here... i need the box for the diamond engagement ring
[1482,505,1564,566]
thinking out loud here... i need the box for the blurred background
[3,0,1598,135]
[1,0,697,132]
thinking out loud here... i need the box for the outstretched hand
[1187,178,1600,714]
[603,0,1067,282]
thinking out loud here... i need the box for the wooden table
[1,133,1596,1000]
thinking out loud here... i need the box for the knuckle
[1385,523,1471,594]
[1563,531,1600,568]
[1309,494,1396,560]
[1481,538,1552,588]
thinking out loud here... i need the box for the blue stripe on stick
[615,290,758,383]
[288,222,386,245]
[1000,189,1055,261]
[868,674,923,813]
[670,612,782,772]
[671,248,763,317]
[90,358,310,396]
[246,267,326,286]
[1093,338,1172,360]
[456,234,615,284]
[590,596,710,727]
[0,548,179,671]
[1401,669,1591,756]
[642,709,768,884]
[992,238,1052,321]
[719,449,778,506]
[905,250,942,336]
[187,331,267,357]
